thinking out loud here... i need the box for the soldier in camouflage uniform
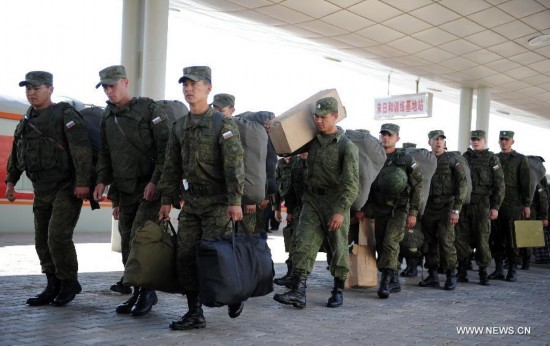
[92,65,170,316]
[455,130,505,285]
[6,71,92,306]
[158,66,245,330]
[525,176,549,268]
[490,131,531,282]
[419,130,468,290]
[273,97,359,309]
[359,123,422,299]
[273,153,309,287]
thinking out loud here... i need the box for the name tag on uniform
[65,120,75,129]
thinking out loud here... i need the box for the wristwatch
[451,210,460,215]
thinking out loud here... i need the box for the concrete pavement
[1,230,549,345]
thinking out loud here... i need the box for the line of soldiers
[5,67,543,331]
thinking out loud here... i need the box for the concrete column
[457,87,473,152]
[476,86,491,134]
[121,0,144,96]
[141,0,169,99]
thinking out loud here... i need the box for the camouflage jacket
[302,127,359,215]
[159,107,244,206]
[429,151,468,211]
[96,97,170,193]
[497,150,532,208]
[6,102,92,189]
[463,148,505,210]
[285,155,308,214]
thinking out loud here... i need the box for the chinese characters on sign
[374,92,433,120]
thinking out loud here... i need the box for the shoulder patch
[222,130,234,140]
[152,116,164,125]
[65,120,76,129]
[493,164,500,170]
[454,162,461,169]
[411,162,418,169]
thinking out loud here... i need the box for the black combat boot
[27,274,61,306]
[273,260,293,288]
[521,255,530,270]
[273,275,307,308]
[488,259,505,280]
[388,269,401,293]
[505,265,517,282]
[326,277,345,308]
[479,267,490,286]
[419,268,440,287]
[110,276,132,294]
[377,269,390,299]
[170,293,206,330]
[116,287,140,314]
[228,301,244,318]
[444,269,457,290]
[405,257,418,277]
[457,259,469,283]
[131,288,158,316]
[400,258,411,277]
[53,279,82,306]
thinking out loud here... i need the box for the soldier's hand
[543,219,548,228]
[112,206,120,221]
[523,207,531,220]
[5,182,16,202]
[328,213,344,231]
[227,205,243,221]
[449,211,459,225]
[355,211,366,221]
[274,210,282,222]
[159,205,171,221]
[489,208,499,220]
[287,213,293,223]
[143,182,158,202]
[406,214,417,228]
[74,186,90,200]
[245,204,256,214]
[259,199,269,209]
[94,183,106,202]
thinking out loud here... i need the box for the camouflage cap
[95,65,127,89]
[213,93,235,108]
[380,123,399,135]
[19,71,53,87]
[428,130,446,140]
[178,66,211,84]
[470,130,486,140]
[499,130,514,139]
[314,96,338,117]
[402,142,417,149]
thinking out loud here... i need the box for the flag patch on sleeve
[411,162,418,169]
[152,116,163,124]
[223,131,234,140]
[493,164,500,170]
[65,120,75,129]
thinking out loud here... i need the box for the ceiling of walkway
[170,0,550,126]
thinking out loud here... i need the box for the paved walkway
[1,230,549,345]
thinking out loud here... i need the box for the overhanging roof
[169,0,550,127]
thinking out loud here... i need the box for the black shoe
[273,275,307,308]
[377,269,390,299]
[274,274,294,288]
[27,274,61,306]
[131,288,158,316]
[521,261,530,270]
[110,277,132,294]
[444,270,457,290]
[116,289,139,314]
[479,268,490,286]
[228,302,244,318]
[170,310,206,330]
[326,278,345,308]
[388,270,401,293]
[505,269,517,282]
[488,259,506,280]
[53,280,82,306]
[419,269,440,288]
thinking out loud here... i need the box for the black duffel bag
[196,222,274,307]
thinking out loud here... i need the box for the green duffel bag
[124,220,181,293]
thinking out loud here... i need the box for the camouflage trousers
[176,195,231,294]
[118,185,161,267]
[373,210,407,272]
[455,202,491,268]
[421,204,457,271]
[238,205,258,234]
[490,205,522,265]
[283,206,302,255]
[292,199,350,281]
[33,181,82,280]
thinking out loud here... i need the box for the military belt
[427,195,453,204]
[307,186,329,195]
[187,184,226,197]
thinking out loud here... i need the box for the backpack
[450,152,473,205]
[405,148,436,215]
[79,105,103,209]
[155,100,189,125]
[527,155,547,201]
[344,129,386,210]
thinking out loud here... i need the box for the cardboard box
[269,89,347,155]
[346,218,378,288]
[514,220,545,248]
